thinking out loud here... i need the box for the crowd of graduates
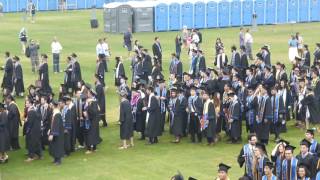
[1,26,320,179]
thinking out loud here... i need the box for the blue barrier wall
[254,0,266,24]
[242,0,253,25]
[265,0,276,24]
[155,3,168,31]
[277,0,288,23]
[206,0,218,28]
[288,0,298,22]
[168,2,181,30]
[231,0,241,26]
[218,0,230,27]
[194,1,206,29]
[181,2,194,29]
[310,0,320,21]
[298,0,309,22]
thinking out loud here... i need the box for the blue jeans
[53,53,60,72]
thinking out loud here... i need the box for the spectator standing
[51,37,63,73]
[27,39,40,73]
[244,28,254,60]
[19,27,28,54]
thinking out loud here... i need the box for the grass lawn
[0,10,320,180]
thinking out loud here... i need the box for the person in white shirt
[96,38,110,72]
[191,30,200,47]
[244,29,253,60]
[51,37,63,73]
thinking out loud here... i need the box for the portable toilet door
[310,0,320,21]
[277,0,288,23]
[0,0,7,12]
[231,0,241,26]
[18,0,28,11]
[169,2,181,30]
[194,1,206,29]
[77,0,86,9]
[218,0,230,27]
[206,0,218,28]
[96,0,106,8]
[242,0,254,25]
[48,0,58,10]
[117,5,133,33]
[288,0,298,22]
[298,0,309,22]
[8,0,18,12]
[181,2,194,29]
[265,0,276,24]
[37,0,47,11]
[155,3,169,31]
[254,0,266,24]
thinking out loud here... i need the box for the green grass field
[0,10,320,180]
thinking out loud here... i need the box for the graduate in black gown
[154,79,168,133]
[119,89,134,149]
[282,145,298,180]
[141,49,152,84]
[24,98,42,162]
[169,86,183,143]
[177,86,188,137]
[38,95,52,150]
[64,56,73,94]
[254,85,272,145]
[144,86,161,144]
[83,86,101,154]
[96,55,105,86]
[95,74,107,127]
[227,91,241,144]
[201,88,216,145]
[49,100,64,165]
[39,54,52,93]
[60,96,72,156]
[70,53,82,93]
[12,56,24,97]
[271,139,288,178]
[114,56,125,87]
[1,52,14,95]
[0,103,9,163]
[5,95,21,150]
[270,86,284,141]
[133,85,147,140]
[305,129,320,157]
[187,85,203,143]
[252,143,270,179]
[296,139,317,178]
[65,96,77,152]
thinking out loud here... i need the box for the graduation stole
[257,156,265,177]
[282,158,298,180]
[169,98,177,127]
[115,62,122,78]
[271,94,279,124]
[229,98,239,121]
[310,139,318,154]
[275,154,284,178]
[51,108,61,135]
[262,175,277,180]
[155,87,167,113]
[257,96,266,123]
[243,144,254,177]
[246,96,255,125]
[10,102,22,125]
[145,93,154,124]
[201,99,213,131]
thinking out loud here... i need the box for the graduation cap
[27,84,36,90]
[277,139,290,146]
[306,129,315,136]
[172,171,184,180]
[300,139,311,148]
[240,45,246,51]
[256,53,263,60]
[170,86,178,92]
[255,142,267,154]
[218,163,231,173]
[264,65,272,71]
[285,144,296,151]
[316,43,320,48]
[120,75,128,81]
[13,56,20,61]
[261,45,269,51]
[41,54,48,59]
[115,56,121,61]
[264,161,274,169]
[71,53,77,58]
[5,94,15,101]
[0,103,5,110]
[188,177,197,180]
[51,100,59,106]
[227,91,236,97]
[183,72,192,77]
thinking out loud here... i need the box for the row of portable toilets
[103,0,320,33]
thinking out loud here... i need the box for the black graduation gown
[69,104,77,150]
[142,55,152,80]
[120,99,134,139]
[2,58,13,91]
[135,98,146,132]
[49,112,64,159]
[204,101,216,139]
[96,83,105,116]
[240,53,249,70]
[170,98,183,136]
[7,103,21,140]
[296,153,317,178]
[63,108,72,154]
[188,96,203,134]
[176,61,183,80]
[96,61,105,85]
[85,100,101,146]
[229,100,241,139]
[39,63,51,93]
[145,95,161,138]
[263,53,271,66]
[14,63,24,94]
[254,97,272,141]
[115,62,125,86]
[303,51,311,67]
[0,111,9,152]
[313,80,320,102]
[233,52,241,68]
[198,56,206,72]
[64,63,73,92]
[179,95,188,134]
[25,108,41,155]
[151,66,163,81]
[38,105,52,146]
[302,94,320,124]
[71,61,82,88]
[152,43,162,60]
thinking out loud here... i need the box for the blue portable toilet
[48,0,58,10]
[288,0,298,22]
[38,0,47,11]
[181,1,194,29]
[254,0,266,24]
[277,0,288,23]
[155,3,169,31]
[194,1,206,29]
[77,0,86,9]
[242,0,254,25]
[96,0,106,8]
[265,0,276,24]
[218,0,230,27]
[298,0,309,22]
[8,0,18,12]
[310,0,320,21]
[231,0,241,26]
[206,0,218,28]
[0,0,7,12]
[169,2,181,30]
[18,0,28,11]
